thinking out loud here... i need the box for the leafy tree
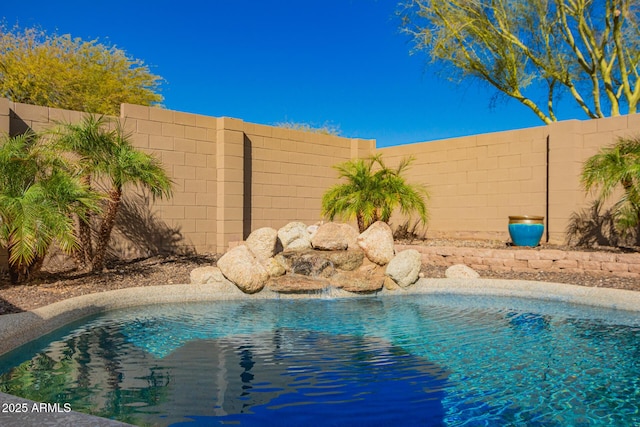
[581,135,640,236]
[0,132,98,283]
[53,116,173,272]
[274,121,341,136]
[0,25,162,115]
[321,154,429,232]
[400,0,640,123]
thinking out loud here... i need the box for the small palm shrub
[321,154,429,232]
[0,132,99,283]
[581,135,640,237]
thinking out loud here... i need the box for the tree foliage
[52,115,173,272]
[274,121,342,136]
[400,0,640,123]
[0,25,163,115]
[581,135,640,235]
[0,132,99,283]
[322,154,429,232]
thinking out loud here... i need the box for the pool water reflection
[0,295,638,426]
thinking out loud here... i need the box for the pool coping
[0,278,639,426]
[2,278,639,357]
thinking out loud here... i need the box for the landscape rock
[339,223,360,249]
[357,221,395,265]
[445,264,480,279]
[385,249,422,287]
[190,266,227,285]
[326,249,365,271]
[311,222,350,250]
[262,257,286,277]
[266,275,330,292]
[306,222,322,239]
[329,264,385,293]
[245,227,279,260]
[275,249,364,275]
[217,245,269,294]
[383,276,400,291]
[278,222,311,251]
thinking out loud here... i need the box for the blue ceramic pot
[508,215,544,247]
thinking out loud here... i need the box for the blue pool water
[0,295,638,426]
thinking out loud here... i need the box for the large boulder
[445,264,480,279]
[311,222,358,251]
[357,221,395,265]
[266,275,330,292]
[245,227,279,260]
[329,264,385,293]
[278,222,311,251]
[385,249,422,287]
[326,249,365,271]
[274,250,336,277]
[275,249,364,276]
[217,245,269,294]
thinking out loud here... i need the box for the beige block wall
[3,95,640,265]
[549,114,640,243]
[379,126,548,241]
[380,113,640,244]
[2,101,220,259]
[215,117,244,250]
[0,98,9,136]
[244,123,375,231]
[120,104,218,252]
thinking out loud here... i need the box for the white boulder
[385,249,422,287]
[278,222,311,251]
[445,264,480,279]
[357,221,395,265]
[217,245,269,294]
[246,227,279,260]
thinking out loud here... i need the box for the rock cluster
[191,221,424,295]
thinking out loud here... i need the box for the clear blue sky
[3,0,582,147]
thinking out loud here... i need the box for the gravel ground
[0,239,638,315]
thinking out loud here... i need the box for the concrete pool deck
[0,278,639,426]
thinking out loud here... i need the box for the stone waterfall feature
[190,221,423,295]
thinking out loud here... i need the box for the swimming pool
[0,294,638,426]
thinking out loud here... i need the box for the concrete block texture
[3,98,640,255]
[0,100,8,135]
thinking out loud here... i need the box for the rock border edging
[400,244,640,277]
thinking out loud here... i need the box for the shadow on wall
[8,113,29,137]
[243,134,252,239]
[566,200,640,248]
[108,192,195,260]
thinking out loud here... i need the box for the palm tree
[92,123,173,271]
[50,115,112,269]
[0,132,98,283]
[581,135,640,237]
[321,154,429,232]
[54,116,173,272]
